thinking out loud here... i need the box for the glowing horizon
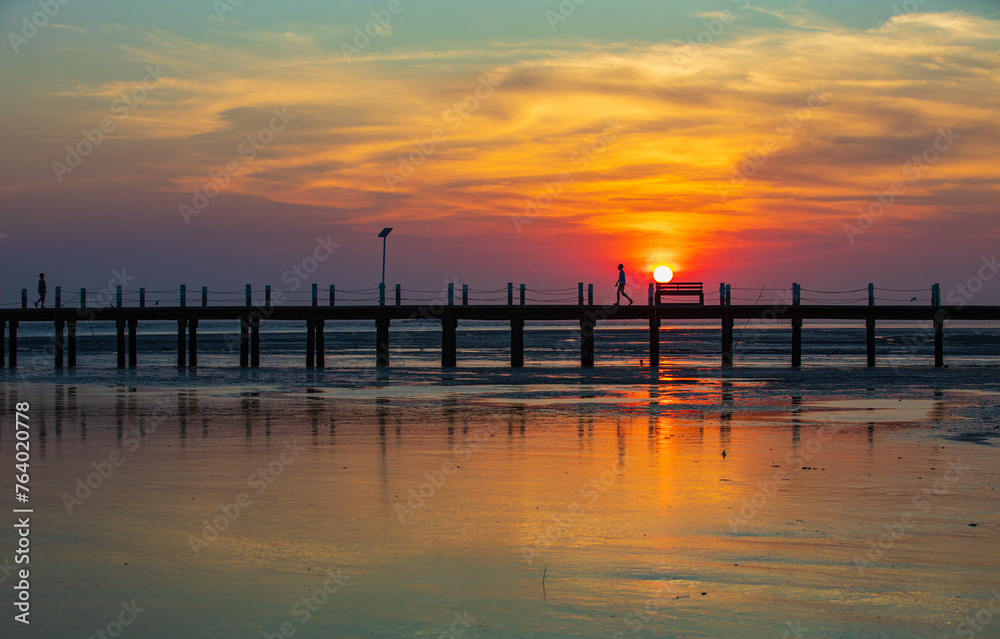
[1,1,998,303]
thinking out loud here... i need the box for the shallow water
[1,369,998,638]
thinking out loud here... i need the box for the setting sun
[653,266,674,283]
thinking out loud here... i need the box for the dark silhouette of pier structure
[1,282,996,370]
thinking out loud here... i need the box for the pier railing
[0,281,994,370]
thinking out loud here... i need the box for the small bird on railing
[910,297,917,302]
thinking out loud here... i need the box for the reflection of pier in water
[5,384,950,467]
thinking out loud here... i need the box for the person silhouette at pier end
[614,264,633,307]
[35,273,47,308]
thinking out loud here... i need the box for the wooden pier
[1,282,997,370]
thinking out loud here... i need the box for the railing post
[55,286,61,309]
[21,289,26,309]
[508,283,513,306]
[200,286,206,306]
[648,283,654,306]
[462,284,468,306]
[180,285,186,308]
[448,283,454,306]
[80,288,86,309]
[116,285,122,308]
[578,282,584,306]
[395,284,401,306]
[587,284,593,306]
[725,284,731,306]
[245,284,252,307]
[312,283,318,307]
[519,284,526,306]
[265,285,271,310]
[719,283,725,307]
[139,288,145,308]
[329,285,335,307]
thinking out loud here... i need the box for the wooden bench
[654,282,704,305]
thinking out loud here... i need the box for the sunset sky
[2,0,998,304]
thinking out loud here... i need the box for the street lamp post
[378,227,392,306]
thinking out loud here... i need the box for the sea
[0,320,998,638]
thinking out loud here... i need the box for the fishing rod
[734,283,767,351]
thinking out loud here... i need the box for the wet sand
[0,370,998,638]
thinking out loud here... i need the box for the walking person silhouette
[35,273,47,308]
[614,264,633,306]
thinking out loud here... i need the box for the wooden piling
[250,315,260,367]
[306,319,315,369]
[867,283,875,367]
[932,283,943,367]
[649,310,659,368]
[510,319,524,367]
[116,319,126,369]
[791,283,802,368]
[376,317,390,368]
[866,317,876,367]
[315,319,325,369]
[67,321,76,367]
[934,312,944,368]
[239,316,249,368]
[54,320,64,368]
[721,316,734,367]
[188,319,197,367]
[580,317,595,367]
[0,319,5,367]
[128,319,138,368]
[177,319,187,367]
[442,313,457,367]
[8,321,16,367]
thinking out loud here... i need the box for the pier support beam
[866,317,876,367]
[239,316,249,368]
[510,319,524,367]
[791,318,802,368]
[791,283,801,368]
[177,319,187,367]
[306,319,315,368]
[128,320,139,368]
[721,316,734,367]
[67,320,76,367]
[188,319,197,367]
[250,315,260,367]
[54,320,64,369]
[376,317,390,368]
[649,313,659,368]
[128,319,138,368]
[442,314,457,368]
[580,317,595,367]
[934,311,944,368]
[315,319,325,369]
[116,319,126,369]
[8,321,16,368]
